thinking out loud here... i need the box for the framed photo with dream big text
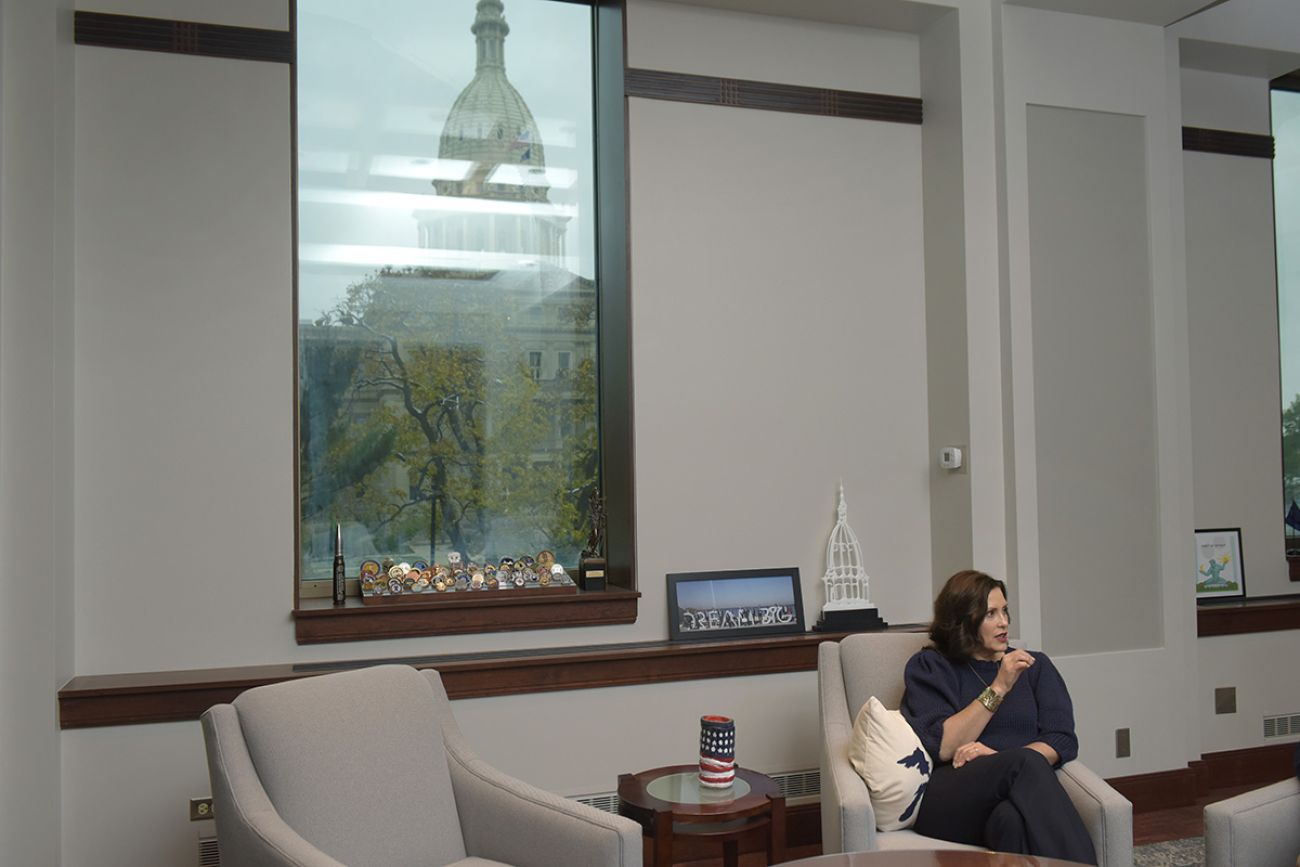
[666,567,806,641]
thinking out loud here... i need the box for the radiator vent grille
[572,792,621,814]
[198,833,220,867]
[571,768,821,813]
[773,769,821,802]
[1263,713,1300,738]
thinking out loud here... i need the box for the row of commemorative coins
[358,559,574,595]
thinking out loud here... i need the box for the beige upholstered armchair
[1204,776,1300,867]
[201,664,641,867]
[818,632,1132,867]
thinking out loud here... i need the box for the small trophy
[579,490,608,591]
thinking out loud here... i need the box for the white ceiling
[655,0,1233,32]
[648,0,951,34]
[1002,0,1230,27]
[653,0,1300,78]
[1179,37,1300,78]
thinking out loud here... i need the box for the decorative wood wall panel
[625,68,922,125]
[1182,126,1274,159]
[74,11,292,64]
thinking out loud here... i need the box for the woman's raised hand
[993,648,1034,695]
[952,740,997,768]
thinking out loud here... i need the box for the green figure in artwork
[1199,555,1230,584]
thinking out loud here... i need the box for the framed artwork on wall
[1195,528,1245,601]
[667,567,806,641]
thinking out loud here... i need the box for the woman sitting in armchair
[901,569,1097,865]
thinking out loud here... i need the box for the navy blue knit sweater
[901,647,1079,768]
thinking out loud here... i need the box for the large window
[1276,87,1300,553]
[296,0,620,594]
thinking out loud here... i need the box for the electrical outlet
[1115,728,1130,758]
[1215,686,1237,715]
[189,797,214,821]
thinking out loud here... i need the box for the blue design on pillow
[896,747,930,823]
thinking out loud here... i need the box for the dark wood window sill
[1196,595,1300,637]
[57,624,927,729]
[292,588,641,644]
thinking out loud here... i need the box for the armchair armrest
[202,707,346,867]
[1204,777,1300,867]
[819,642,879,854]
[444,742,642,867]
[1055,760,1132,867]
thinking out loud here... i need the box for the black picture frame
[666,567,806,641]
[1195,527,1246,602]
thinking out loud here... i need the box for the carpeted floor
[1133,836,1205,867]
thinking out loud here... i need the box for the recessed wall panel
[1026,105,1161,654]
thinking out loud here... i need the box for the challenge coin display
[357,549,577,604]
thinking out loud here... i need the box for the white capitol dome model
[815,483,888,632]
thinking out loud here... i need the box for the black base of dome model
[814,607,889,632]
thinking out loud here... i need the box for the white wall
[999,5,1200,776]
[921,9,975,588]
[1,0,74,863]
[1182,67,1289,595]
[1179,64,1300,754]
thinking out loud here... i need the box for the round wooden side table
[618,764,787,867]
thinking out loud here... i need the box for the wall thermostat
[939,447,963,470]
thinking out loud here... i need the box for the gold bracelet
[977,687,1003,713]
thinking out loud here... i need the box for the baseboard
[1107,767,1200,812]
[1108,743,1296,812]
[1200,742,1298,789]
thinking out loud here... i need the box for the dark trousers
[914,748,1097,865]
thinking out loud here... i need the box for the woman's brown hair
[929,569,1009,659]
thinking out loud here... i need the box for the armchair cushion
[232,665,465,867]
[847,696,931,830]
[1204,776,1300,867]
[203,665,643,867]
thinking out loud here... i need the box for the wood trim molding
[1199,742,1299,788]
[1108,743,1297,813]
[1182,126,1274,159]
[1197,595,1300,636]
[74,11,292,63]
[1107,767,1199,812]
[625,68,922,125]
[58,626,925,729]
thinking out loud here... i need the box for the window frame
[290,0,636,626]
[1271,71,1300,582]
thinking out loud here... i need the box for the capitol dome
[434,0,549,204]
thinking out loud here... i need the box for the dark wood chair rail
[1196,595,1300,637]
[58,625,926,729]
[64,596,1300,730]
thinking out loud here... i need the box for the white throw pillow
[847,696,932,831]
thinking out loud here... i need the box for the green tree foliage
[301,266,597,567]
[1284,393,1300,510]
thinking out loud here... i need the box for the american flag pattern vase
[699,715,736,788]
